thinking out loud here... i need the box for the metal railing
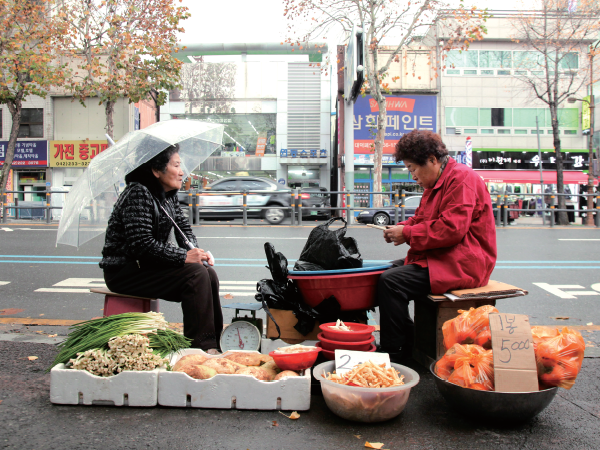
[2,188,599,227]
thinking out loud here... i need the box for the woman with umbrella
[99,144,223,352]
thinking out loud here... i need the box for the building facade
[161,43,332,189]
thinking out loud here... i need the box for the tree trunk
[373,99,386,208]
[105,100,115,139]
[550,105,568,225]
[0,96,24,198]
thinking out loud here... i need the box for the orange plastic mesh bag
[532,326,585,390]
[442,305,499,351]
[435,343,495,391]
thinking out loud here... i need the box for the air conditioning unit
[455,127,463,135]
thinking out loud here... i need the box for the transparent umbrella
[56,120,224,247]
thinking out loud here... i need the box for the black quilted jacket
[99,171,198,271]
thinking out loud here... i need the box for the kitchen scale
[220,303,263,352]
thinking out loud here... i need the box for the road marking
[0,281,10,286]
[53,278,105,287]
[220,281,256,284]
[558,239,600,241]
[1,227,13,232]
[533,283,600,299]
[35,288,93,293]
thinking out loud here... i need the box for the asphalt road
[1,220,599,449]
[1,220,599,330]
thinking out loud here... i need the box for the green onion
[47,312,191,371]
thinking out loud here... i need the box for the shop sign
[0,140,48,167]
[353,95,437,154]
[476,152,588,171]
[49,140,108,167]
[354,154,403,165]
[582,95,591,134]
[255,133,267,157]
[5,169,13,202]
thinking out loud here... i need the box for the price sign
[334,349,390,375]
[489,313,539,392]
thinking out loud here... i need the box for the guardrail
[1,188,599,227]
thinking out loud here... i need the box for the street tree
[0,0,68,197]
[510,0,600,225]
[60,0,190,139]
[284,0,488,206]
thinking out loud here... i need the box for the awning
[475,170,598,185]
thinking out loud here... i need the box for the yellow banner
[49,140,109,167]
[5,169,13,203]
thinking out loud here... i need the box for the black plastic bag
[255,243,317,339]
[293,217,362,271]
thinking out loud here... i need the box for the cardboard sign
[489,313,539,393]
[334,349,390,376]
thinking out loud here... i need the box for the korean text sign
[489,313,538,392]
[353,95,437,154]
[50,140,108,167]
[0,141,48,167]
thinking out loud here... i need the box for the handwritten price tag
[334,349,390,375]
[489,313,539,392]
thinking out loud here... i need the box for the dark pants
[104,262,223,350]
[377,259,431,353]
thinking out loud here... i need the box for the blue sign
[0,140,48,167]
[353,95,437,155]
[278,178,286,185]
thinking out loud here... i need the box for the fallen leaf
[35,330,44,334]
[552,316,569,320]
[39,314,44,316]
[355,435,361,439]
[279,411,300,420]
[272,420,278,427]
[27,356,38,361]
[0,308,25,316]
[587,322,593,326]
[365,443,384,449]
[0,400,2,405]
[48,334,57,338]
[224,294,234,299]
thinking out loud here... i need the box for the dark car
[356,195,422,226]
[300,187,331,220]
[190,177,293,224]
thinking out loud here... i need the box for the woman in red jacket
[378,130,497,363]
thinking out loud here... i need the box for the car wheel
[264,206,285,224]
[373,212,390,226]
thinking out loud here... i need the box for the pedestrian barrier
[1,188,598,227]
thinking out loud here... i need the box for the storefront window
[176,113,276,157]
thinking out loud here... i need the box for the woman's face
[153,152,184,192]
[404,157,443,189]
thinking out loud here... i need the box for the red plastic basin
[315,342,377,361]
[268,348,321,371]
[319,322,376,342]
[317,332,375,352]
[288,271,385,311]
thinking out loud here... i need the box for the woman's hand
[185,248,209,264]
[383,225,406,246]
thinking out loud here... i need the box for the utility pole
[586,40,598,226]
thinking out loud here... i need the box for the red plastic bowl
[318,333,375,352]
[315,342,377,361]
[319,322,376,342]
[268,348,321,371]
[288,271,385,311]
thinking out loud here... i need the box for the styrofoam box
[50,364,162,407]
[158,349,311,410]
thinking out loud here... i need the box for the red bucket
[288,271,385,311]
[318,333,375,352]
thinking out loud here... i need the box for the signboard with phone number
[0,140,48,167]
[49,140,108,167]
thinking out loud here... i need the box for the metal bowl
[430,362,558,423]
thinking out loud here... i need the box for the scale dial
[220,320,261,352]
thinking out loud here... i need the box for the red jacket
[400,158,497,294]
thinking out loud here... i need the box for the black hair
[125,144,180,185]
[394,130,448,166]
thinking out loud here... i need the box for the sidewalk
[1,330,599,449]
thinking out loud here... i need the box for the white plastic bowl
[313,361,420,422]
